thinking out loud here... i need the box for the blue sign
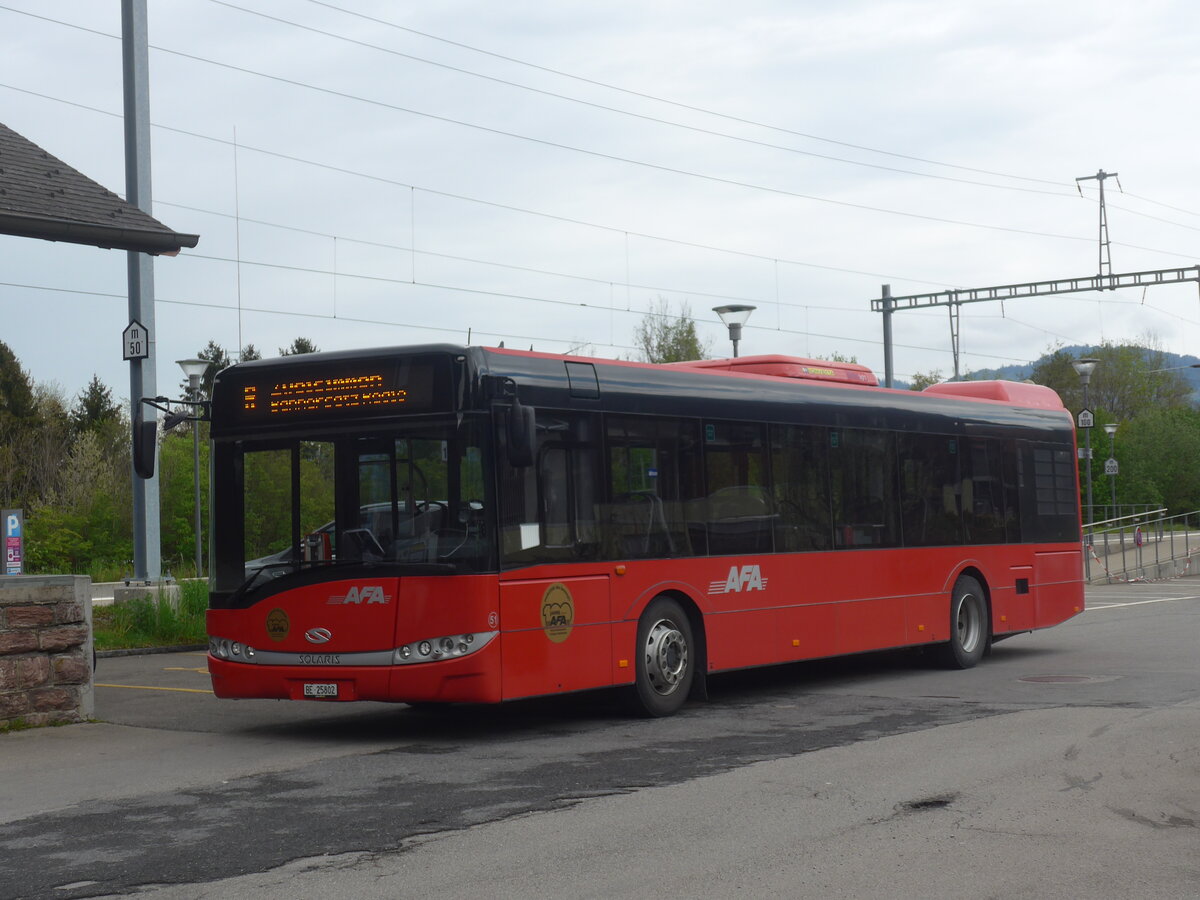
[3,508,23,575]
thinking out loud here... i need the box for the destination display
[215,355,449,427]
[243,373,408,416]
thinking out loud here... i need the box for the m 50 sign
[3,509,23,575]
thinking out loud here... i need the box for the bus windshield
[213,415,493,600]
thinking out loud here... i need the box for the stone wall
[0,575,93,728]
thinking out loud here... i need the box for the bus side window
[897,433,962,547]
[963,437,1008,545]
[770,424,831,552]
[830,429,900,549]
[603,415,702,559]
[1020,442,1079,543]
[703,420,772,556]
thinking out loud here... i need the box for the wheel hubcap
[644,618,688,696]
[957,594,982,653]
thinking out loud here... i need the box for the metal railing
[1084,508,1200,583]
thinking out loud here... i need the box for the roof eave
[0,211,200,256]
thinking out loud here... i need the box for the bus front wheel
[631,597,695,717]
[936,575,989,669]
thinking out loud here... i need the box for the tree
[908,370,943,391]
[633,298,709,363]
[70,375,120,436]
[0,340,36,424]
[1029,341,1190,421]
[27,427,132,574]
[1116,406,1200,515]
[240,344,262,362]
[279,337,319,356]
[180,340,233,401]
[0,340,40,507]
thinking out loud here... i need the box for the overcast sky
[2,0,1199,406]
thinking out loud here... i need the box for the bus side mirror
[507,398,536,468]
[132,410,157,479]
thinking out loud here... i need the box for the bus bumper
[207,638,503,704]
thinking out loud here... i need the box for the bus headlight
[392,631,498,665]
[209,637,255,661]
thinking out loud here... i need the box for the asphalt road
[1,579,1197,899]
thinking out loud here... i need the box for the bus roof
[209,343,1071,441]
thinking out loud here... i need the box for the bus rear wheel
[631,597,694,717]
[936,575,989,669]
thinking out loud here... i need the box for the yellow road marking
[94,683,214,695]
[163,667,210,674]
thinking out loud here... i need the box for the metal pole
[881,284,894,388]
[1082,381,1094,532]
[192,406,202,578]
[1108,430,1117,520]
[123,0,160,583]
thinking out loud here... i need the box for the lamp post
[713,304,756,358]
[177,358,210,578]
[1103,422,1118,520]
[1072,357,1100,540]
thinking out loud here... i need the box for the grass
[0,717,77,735]
[83,559,204,583]
[93,580,209,650]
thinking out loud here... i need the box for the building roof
[0,121,199,256]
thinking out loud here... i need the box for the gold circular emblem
[540,583,574,644]
[265,608,290,643]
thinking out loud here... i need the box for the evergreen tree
[0,340,36,425]
[179,340,231,400]
[279,337,319,356]
[0,341,41,507]
[70,375,120,436]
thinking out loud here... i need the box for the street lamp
[1103,422,1118,520]
[713,304,756,358]
[177,358,210,578]
[1072,357,1100,539]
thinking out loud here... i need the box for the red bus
[204,345,1084,716]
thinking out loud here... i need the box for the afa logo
[327,585,392,605]
[265,608,290,642]
[708,565,768,595]
[540,582,574,643]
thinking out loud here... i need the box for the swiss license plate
[303,683,338,699]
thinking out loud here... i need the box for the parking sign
[3,508,23,575]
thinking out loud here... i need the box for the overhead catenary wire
[1,273,1184,371]
[1,78,1141,359]
[292,0,1070,189]
[207,0,1077,198]
[4,77,1197,291]
[2,4,1190,251]
[0,82,961,292]
[3,2,1199,383]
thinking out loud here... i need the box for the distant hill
[965,345,1200,402]
[886,347,1199,402]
